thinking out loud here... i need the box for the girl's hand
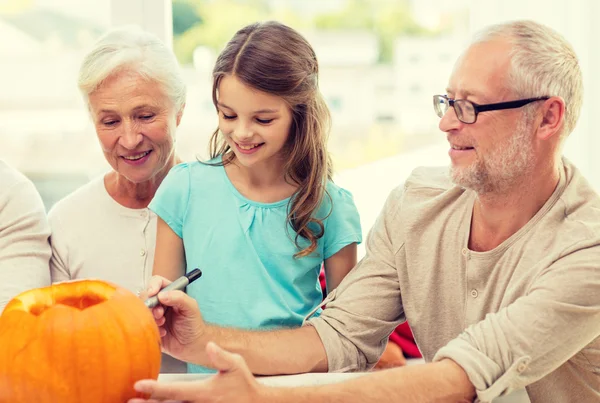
[144,275,206,362]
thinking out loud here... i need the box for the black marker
[144,268,202,309]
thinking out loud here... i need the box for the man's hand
[145,275,206,362]
[128,342,264,403]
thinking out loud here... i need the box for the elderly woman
[48,26,186,372]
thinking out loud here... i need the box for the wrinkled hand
[128,342,263,403]
[374,341,406,369]
[145,275,206,362]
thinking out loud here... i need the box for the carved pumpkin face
[0,280,161,403]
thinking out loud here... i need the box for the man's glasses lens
[434,95,447,118]
[433,95,476,124]
[455,101,475,123]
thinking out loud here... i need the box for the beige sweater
[308,158,600,403]
[0,160,51,313]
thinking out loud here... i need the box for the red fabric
[318,268,422,359]
[319,267,327,292]
[389,322,422,358]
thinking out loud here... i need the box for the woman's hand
[128,342,264,403]
[145,275,206,362]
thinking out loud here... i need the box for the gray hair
[472,20,583,138]
[78,26,186,112]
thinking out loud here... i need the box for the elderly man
[0,160,51,312]
[131,20,599,403]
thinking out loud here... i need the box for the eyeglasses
[433,94,550,124]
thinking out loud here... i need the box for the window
[0,0,111,210]
[0,0,172,210]
[170,0,467,258]
[469,0,600,191]
[5,1,598,257]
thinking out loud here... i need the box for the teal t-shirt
[149,157,362,373]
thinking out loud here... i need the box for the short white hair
[472,20,583,138]
[78,26,186,112]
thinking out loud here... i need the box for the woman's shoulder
[49,176,105,214]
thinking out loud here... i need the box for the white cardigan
[48,175,156,294]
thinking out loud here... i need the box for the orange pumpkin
[0,279,161,403]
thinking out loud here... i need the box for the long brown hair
[209,21,332,258]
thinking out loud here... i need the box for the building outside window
[1,0,598,258]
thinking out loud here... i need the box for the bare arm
[147,284,328,375]
[130,344,475,403]
[152,217,185,281]
[265,359,475,403]
[204,324,328,375]
[323,243,357,294]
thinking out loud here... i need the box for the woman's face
[88,71,182,184]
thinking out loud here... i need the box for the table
[157,372,531,402]
[159,371,365,387]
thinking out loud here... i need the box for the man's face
[439,39,536,194]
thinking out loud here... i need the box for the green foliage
[331,123,406,170]
[172,1,202,36]
[314,0,373,30]
[173,0,262,64]
[314,0,430,63]
[172,0,430,65]
[173,0,301,64]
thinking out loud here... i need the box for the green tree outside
[314,0,430,63]
[172,0,431,65]
[172,0,304,64]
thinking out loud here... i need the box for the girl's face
[216,74,293,170]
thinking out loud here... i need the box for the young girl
[149,21,362,373]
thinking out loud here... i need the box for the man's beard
[450,119,535,194]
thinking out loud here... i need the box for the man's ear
[537,96,565,141]
[176,103,186,126]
